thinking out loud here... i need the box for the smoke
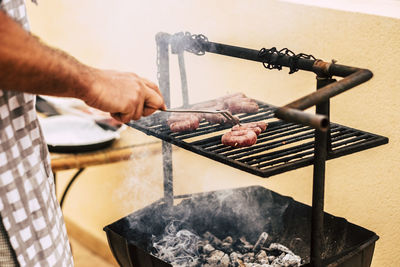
[113,143,164,213]
[152,221,201,267]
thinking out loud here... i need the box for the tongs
[163,108,241,126]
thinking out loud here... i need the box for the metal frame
[154,32,382,267]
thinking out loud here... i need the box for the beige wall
[26,0,400,266]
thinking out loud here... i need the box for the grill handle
[275,68,372,131]
[275,107,329,131]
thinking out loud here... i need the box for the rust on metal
[312,60,332,78]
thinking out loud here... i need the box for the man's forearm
[0,10,94,100]
[0,10,165,122]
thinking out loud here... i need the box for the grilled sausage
[232,121,268,136]
[168,114,200,132]
[224,99,259,114]
[221,129,257,148]
[232,124,262,136]
[217,92,247,101]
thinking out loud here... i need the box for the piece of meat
[217,92,247,101]
[232,125,262,136]
[221,129,257,148]
[224,98,259,114]
[168,114,200,132]
[196,101,238,125]
[232,121,268,136]
[203,113,228,124]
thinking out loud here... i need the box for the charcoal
[203,243,215,254]
[223,236,233,244]
[256,250,267,262]
[203,231,223,247]
[222,242,233,253]
[280,253,301,266]
[197,240,206,254]
[268,243,294,255]
[245,244,254,251]
[254,232,269,252]
[243,252,255,263]
[239,236,251,246]
[151,223,302,267]
[207,250,229,267]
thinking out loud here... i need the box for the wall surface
[26,0,400,266]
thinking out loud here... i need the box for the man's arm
[0,10,165,122]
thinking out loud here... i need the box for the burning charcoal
[268,243,294,255]
[253,232,269,252]
[221,242,233,253]
[242,252,255,263]
[235,259,246,267]
[207,250,229,267]
[203,243,215,254]
[222,236,233,244]
[230,251,239,262]
[256,250,267,262]
[239,236,250,245]
[197,240,206,254]
[244,244,254,252]
[281,253,301,266]
[221,253,230,266]
[203,231,223,248]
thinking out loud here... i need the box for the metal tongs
[163,108,241,126]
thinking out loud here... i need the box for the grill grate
[128,101,388,178]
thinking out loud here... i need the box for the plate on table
[39,115,120,153]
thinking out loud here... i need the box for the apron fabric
[0,1,73,266]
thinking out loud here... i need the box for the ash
[152,222,303,267]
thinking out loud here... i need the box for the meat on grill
[232,121,268,136]
[224,98,259,114]
[221,130,257,148]
[218,92,259,114]
[222,121,268,148]
[167,93,259,132]
[168,114,200,132]
[193,100,240,126]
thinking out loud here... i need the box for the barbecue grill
[104,32,388,267]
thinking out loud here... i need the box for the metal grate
[128,100,388,178]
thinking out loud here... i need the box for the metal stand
[310,77,335,267]
[155,32,374,267]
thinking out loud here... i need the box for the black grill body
[104,186,377,267]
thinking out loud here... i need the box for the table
[50,129,161,208]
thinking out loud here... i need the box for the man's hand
[0,11,165,123]
[83,69,166,123]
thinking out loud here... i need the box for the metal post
[316,77,336,151]
[177,52,189,107]
[156,33,174,206]
[311,76,334,267]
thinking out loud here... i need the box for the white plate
[39,115,120,150]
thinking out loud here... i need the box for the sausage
[254,121,267,132]
[197,102,238,125]
[204,112,239,125]
[232,121,268,135]
[224,99,259,114]
[168,114,200,132]
[217,92,247,101]
[232,124,262,136]
[203,113,228,124]
[221,130,257,148]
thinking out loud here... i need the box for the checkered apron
[0,0,73,266]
